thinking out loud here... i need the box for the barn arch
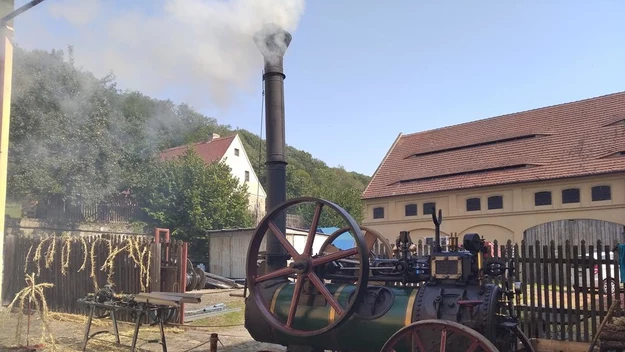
[523,219,625,246]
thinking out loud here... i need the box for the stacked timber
[599,317,625,350]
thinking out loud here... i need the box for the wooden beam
[0,0,15,305]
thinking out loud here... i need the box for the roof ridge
[402,91,625,138]
[160,134,236,153]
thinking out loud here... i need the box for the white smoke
[37,0,305,108]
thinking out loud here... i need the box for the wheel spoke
[466,339,480,352]
[255,266,296,283]
[286,275,305,327]
[304,202,323,256]
[268,220,299,258]
[411,331,426,352]
[311,247,359,266]
[439,327,447,352]
[308,273,343,315]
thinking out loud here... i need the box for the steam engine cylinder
[245,281,503,352]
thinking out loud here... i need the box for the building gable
[220,135,267,199]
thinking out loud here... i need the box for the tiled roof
[362,92,625,200]
[159,135,236,164]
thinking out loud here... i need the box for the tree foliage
[7,45,371,232]
[131,150,254,260]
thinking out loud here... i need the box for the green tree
[8,47,127,205]
[131,149,254,261]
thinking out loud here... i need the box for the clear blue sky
[12,0,625,176]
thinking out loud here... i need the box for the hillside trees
[7,45,370,231]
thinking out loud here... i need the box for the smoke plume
[36,0,305,108]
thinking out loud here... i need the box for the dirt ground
[0,289,287,352]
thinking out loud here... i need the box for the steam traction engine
[246,25,534,352]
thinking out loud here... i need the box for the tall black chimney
[254,24,292,273]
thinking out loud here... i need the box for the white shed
[206,227,330,279]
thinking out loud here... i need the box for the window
[466,198,481,211]
[562,188,580,204]
[405,204,417,216]
[234,148,240,156]
[373,207,384,219]
[591,185,611,201]
[487,196,503,210]
[423,202,436,215]
[244,171,250,182]
[534,191,552,206]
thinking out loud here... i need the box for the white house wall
[220,135,267,220]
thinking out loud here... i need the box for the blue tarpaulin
[317,227,355,250]
[619,243,625,283]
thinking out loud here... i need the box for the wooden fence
[491,239,623,343]
[22,198,150,224]
[2,232,189,322]
[408,238,623,343]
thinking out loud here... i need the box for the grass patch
[188,300,245,327]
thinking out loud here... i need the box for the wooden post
[209,333,218,352]
[178,241,188,324]
[0,0,15,304]
[149,242,161,293]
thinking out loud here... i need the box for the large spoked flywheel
[245,197,370,337]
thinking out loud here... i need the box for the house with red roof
[160,133,267,222]
[362,92,625,245]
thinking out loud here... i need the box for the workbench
[77,289,202,352]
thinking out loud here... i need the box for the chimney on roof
[207,133,220,142]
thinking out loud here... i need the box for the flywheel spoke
[411,331,426,352]
[268,220,300,258]
[440,327,447,352]
[286,275,305,327]
[466,339,480,352]
[303,202,323,256]
[255,266,296,283]
[311,247,359,266]
[308,272,343,314]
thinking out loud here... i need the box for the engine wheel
[380,319,499,352]
[246,197,370,337]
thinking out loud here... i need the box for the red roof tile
[159,135,236,164]
[363,92,625,199]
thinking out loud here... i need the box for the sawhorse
[81,301,171,352]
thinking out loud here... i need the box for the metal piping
[253,24,292,273]
[0,0,47,27]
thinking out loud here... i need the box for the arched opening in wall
[523,219,625,246]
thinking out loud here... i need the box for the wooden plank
[542,244,551,338]
[133,295,180,307]
[564,241,573,341]
[147,291,202,303]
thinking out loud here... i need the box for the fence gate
[524,219,625,245]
